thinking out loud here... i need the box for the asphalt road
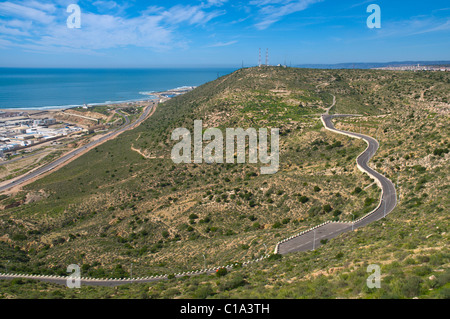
[277,111,397,254]
[322,114,397,228]
[0,267,235,287]
[0,104,154,193]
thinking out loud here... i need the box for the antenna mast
[258,48,261,67]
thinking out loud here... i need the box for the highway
[0,104,154,194]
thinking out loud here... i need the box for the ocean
[0,68,237,110]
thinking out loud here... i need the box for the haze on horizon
[0,0,449,68]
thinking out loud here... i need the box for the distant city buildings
[373,64,450,72]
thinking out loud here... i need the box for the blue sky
[0,0,449,67]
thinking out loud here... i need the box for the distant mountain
[295,61,450,69]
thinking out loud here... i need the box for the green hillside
[0,67,449,299]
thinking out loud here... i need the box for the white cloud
[20,0,57,13]
[93,1,119,10]
[0,1,227,54]
[0,37,13,47]
[29,13,172,52]
[250,0,324,30]
[412,19,450,35]
[92,0,131,15]
[0,24,30,36]
[0,1,55,24]
[160,5,225,26]
[369,17,450,39]
[207,40,238,47]
[203,0,228,8]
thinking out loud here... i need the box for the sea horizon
[0,67,238,110]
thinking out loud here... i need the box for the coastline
[0,97,158,112]
[0,85,195,112]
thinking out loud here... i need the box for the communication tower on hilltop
[258,48,262,67]
[266,48,269,66]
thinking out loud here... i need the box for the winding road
[276,96,397,254]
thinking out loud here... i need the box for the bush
[216,268,228,277]
[112,265,129,278]
[323,204,332,213]
[193,284,214,299]
[412,165,426,173]
[161,230,170,238]
[333,210,342,217]
[364,197,375,206]
[219,275,247,291]
[11,234,27,241]
[272,222,282,229]
[298,196,309,203]
[267,254,282,261]
[433,148,449,157]
[189,213,199,220]
[252,222,261,229]
[308,205,321,217]
[401,276,422,298]
[413,266,432,276]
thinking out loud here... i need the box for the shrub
[401,276,422,298]
[413,266,432,276]
[216,268,228,277]
[219,275,247,291]
[412,165,426,173]
[333,210,342,217]
[323,204,332,213]
[193,284,214,299]
[252,222,261,229]
[272,222,282,229]
[364,197,375,206]
[161,230,170,238]
[433,148,449,157]
[11,234,27,241]
[267,254,282,261]
[298,196,309,203]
